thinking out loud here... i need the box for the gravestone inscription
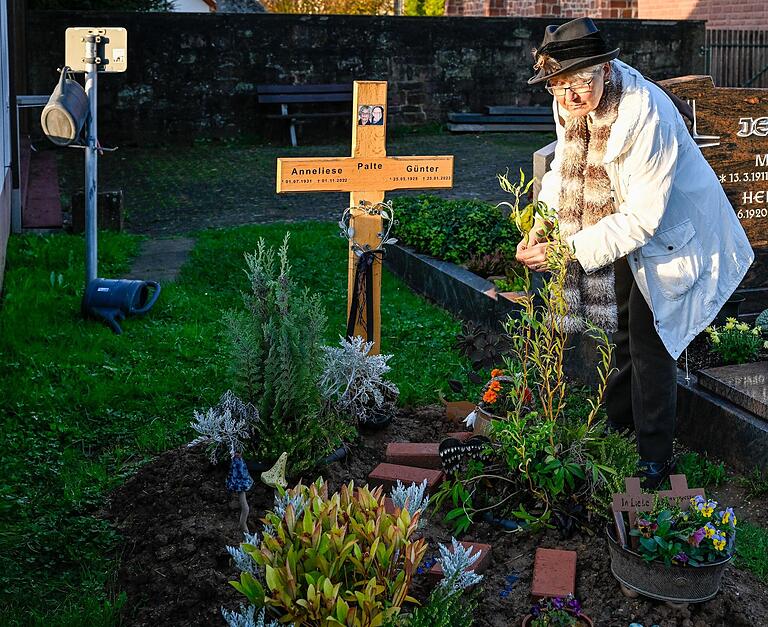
[660,75,768,316]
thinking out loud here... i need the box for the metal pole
[84,35,98,284]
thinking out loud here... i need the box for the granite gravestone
[698,361,768,419]
[660,75,767,317]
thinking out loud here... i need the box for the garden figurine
[226,453,253,533]
[517,17,754,489]
[260,451,288,489]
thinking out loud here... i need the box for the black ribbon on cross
[346,247,385,342]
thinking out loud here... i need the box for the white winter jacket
[538,60,755,359]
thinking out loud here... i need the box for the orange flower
[491,369,505,378]
[489,380,502,393]
[483,389,498,404]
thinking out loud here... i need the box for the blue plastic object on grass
[82,278,161,334]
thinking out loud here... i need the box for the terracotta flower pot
[521,610,593,626]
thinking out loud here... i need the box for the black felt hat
[528,17,620,85]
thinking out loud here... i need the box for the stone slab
[383,243,520,332]
[697,362,768,419]
[428,541,492,581]
[531,548,576,600]
[367,463,444,494]
[123,237,195,283]
[677,369,768,473]
[385,442,441,469]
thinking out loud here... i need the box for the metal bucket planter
[605,524,732,603]
[473,407,502,437]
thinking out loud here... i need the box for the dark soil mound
[106,406,768,627]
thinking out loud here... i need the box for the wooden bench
[257,84,353,147]
[447,105,555,133]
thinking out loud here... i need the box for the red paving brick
[428,541,492,581]
[386,442,441,469]
[531,548,576,599]
[367,463,444,493]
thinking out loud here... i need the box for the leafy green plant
[391,195,520,265]
[224,233,352,473]
[438,171,625,532]
[631,496,736,566]
[403,585,475,627]
[230,480,427,626]
[493,275,526,293]
[738,468,768,499]
[434,478,476,535]
[705,318,766,365]
[675,452,727,489]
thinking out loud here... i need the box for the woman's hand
[517,242,551,273]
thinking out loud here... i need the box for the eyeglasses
[545,77,596,97]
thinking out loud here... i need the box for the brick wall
[638,0,768,29]
[445,0,638,18]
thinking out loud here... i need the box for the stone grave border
[384,244,768,473]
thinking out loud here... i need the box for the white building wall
[0,0,9,171]
[0,0,11,293]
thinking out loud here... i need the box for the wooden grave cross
[611,474,705,549]
[275,80,454,354]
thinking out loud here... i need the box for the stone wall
[26,12,705,143]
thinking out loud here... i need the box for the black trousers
[604,256,677,462]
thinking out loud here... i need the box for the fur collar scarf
[557,69,623,333]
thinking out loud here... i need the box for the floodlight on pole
[39,27,161,334]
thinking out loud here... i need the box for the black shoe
[637,459,675,490]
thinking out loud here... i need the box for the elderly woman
[517,18,754,488]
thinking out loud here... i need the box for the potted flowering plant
[521,595,593,626]
[705,317,767,365]
[470,368,533,435]
[606,495,737,603]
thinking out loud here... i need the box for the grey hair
[554,61,612,83]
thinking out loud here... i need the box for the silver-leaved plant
[188,390,259,463]
[319,335,399,424]
[263,491,307,538]
[390,479,430,518]
[437,537,483,592]
[221,604,280,627]
[226,531,260,577]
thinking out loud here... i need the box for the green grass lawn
[0,222,471,624]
